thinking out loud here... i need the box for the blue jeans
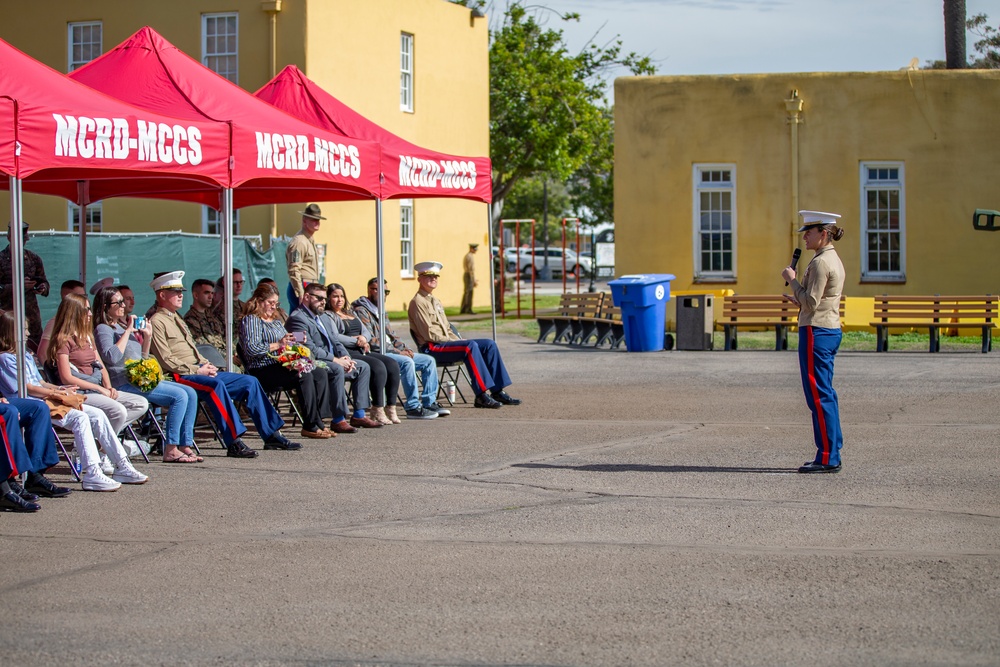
[386,351,439,411]
[118,379,198,446]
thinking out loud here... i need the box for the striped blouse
[238,315,287,370]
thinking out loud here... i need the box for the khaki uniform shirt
[791,246,845,329]
[150,307,209,375]
[286,231,319,298]
[408,289,460,348]
[463,252,475,283]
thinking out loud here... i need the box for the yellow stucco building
[615,70,1000,309]
[0,0,490,310]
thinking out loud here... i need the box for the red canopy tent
[69,27,386,366]
[255,65,491,203]
[254,65,497,338]
[1,36,232,393]
[68,28,382,207]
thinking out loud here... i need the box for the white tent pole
[77,181,88,285]
[487,205,496,341]
[375,199,387,353]
[222,188,234,373]
[9,176,26,397]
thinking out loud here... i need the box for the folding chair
[50,427,81,483]
[410,328,472,406]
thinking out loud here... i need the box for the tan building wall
[615,70,1000,299]
[0,0,490,308]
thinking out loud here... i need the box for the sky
[495,0,998,79]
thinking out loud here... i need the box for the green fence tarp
[3,233,292,324]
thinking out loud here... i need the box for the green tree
[454,1,653,226]
[967,13,1000,68]
[925,12,999,68]
[500,175,572,243]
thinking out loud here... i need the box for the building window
[400,199,414,277]
[202,13,238,84]
[68,202,102,232]
[400,33,414,113]
[202,206,240,236]
[68,21,102,72]
[693,165,736,278]
[860,162,905,280]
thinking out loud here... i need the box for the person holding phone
[239,284,332,440]
[93,286,203,463]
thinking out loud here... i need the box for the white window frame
[202,206,240,236]
[400,199,414,278]
[692,164,737,280]
[202,13,238,84]
[859,162,905,282]
[400,33,414,113]
[68,21,102,72]
[68,202,103,233]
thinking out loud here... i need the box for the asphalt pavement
[1,338,997,666]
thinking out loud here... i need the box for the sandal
[163,452,198,463]
[178,447,204,463]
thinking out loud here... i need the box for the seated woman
[0,313,148,491]
[46,293,148,436]
[324,283,401,426]
[238,284,330,441]
[93,286,202,463]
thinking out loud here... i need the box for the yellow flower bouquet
[124,357,163,393]
[269,342,324,377]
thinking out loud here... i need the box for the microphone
[784,248,801,286]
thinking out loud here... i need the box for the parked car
[504,247,592,278]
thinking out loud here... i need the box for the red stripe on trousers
[0,414,17,477]
[172,373,239,439]
[427,341,487,392]
[805,328,831,464]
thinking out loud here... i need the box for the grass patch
[385,307,989,352]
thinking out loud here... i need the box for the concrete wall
[615,70,1000,298]
[0,0,490,308]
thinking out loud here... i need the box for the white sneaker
[112,460,149,485]
[99,453,114,475]
[82,466,121,492]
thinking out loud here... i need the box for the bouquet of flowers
[124,357,163,392]
[269,343,322,377]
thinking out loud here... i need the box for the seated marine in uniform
[147,271,300,458]
[406,261,521,409]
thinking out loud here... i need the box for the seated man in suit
[148,271,300,457]
[353,277,445,419]
[285,282,376,433]
[407,261,521,409]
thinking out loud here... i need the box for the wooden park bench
[536,292,605,344]
[720,294,845,351]
[870,295,997,353]
[577,303,625,348]
[720,294,799,351]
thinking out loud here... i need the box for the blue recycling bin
[608,274,675,352]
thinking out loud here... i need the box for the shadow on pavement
[513,462,798,474]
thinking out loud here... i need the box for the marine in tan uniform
[286,203,324,311]
[782,210,847,474]
[407,261,520,409]
[460,243,478,314]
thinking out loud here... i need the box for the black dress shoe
[797,461,842,474]
[8,479,39,502]
[263,433,302,451]
[226,439,259,458]
[25,472,72,498]
[490,391,521,406]
[474,394,502,409]
[1,490,41,512]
